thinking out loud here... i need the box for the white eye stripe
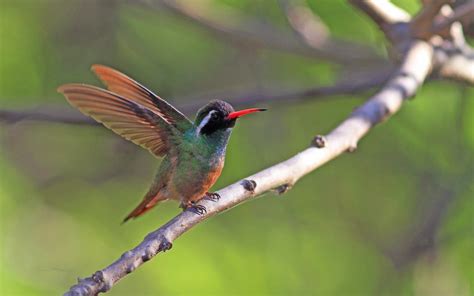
[197,110,217,134]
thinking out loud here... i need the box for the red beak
[226,108,266,120]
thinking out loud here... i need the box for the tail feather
[122,194,164,224]
[123,156,172,224]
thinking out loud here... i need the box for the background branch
[0,71,391,126]
[278,0,377,63]
[279,0,330,46]
[146,0,383,65]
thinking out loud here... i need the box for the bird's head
[195,100,266,135]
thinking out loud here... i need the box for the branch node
[91,271,103,283]
[158,239,173,252]
[241,179,257,193]
[69,284,91,296]
[347,144,358,153]
[274,183,292,195]
[121,251,133,259]
[126,261,140,274]
[141,247,155,262]
[312,135,327,148]
[382,105,391,119]
[92,271,111,292]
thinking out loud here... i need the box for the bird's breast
[172,149,225,202]
[190,159,224,201]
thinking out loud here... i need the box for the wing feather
[91,64,193,132]
[58,83,181,158]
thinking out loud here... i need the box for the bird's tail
[122,190,165,224]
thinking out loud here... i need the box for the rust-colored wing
[58,84,181,158]
[91,64,193,132]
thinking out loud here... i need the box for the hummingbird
[58,65,266,222]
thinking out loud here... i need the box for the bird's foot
[183,200,207,215]
[190,203,207,215]
[205,192,221,202]
[179,201,208,215]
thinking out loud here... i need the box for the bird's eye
[211,112,218,120]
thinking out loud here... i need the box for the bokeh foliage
[1,0,473,295]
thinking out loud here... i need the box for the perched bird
[58,65,265,222]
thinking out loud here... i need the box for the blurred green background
[1,0,473,295]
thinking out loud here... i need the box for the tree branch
[350,0,474,85]
[64,40,433,296]
[431,4,474,84]
[436,47,474,84]
[431,0,474,35]
[348,0,411,34]
[411,0,452,39]
[348,0,413,52]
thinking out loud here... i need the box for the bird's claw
[190,204,207,215]
[205,192,221,202]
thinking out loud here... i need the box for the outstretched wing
[91,64,193,132]
[58,84,181,158]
